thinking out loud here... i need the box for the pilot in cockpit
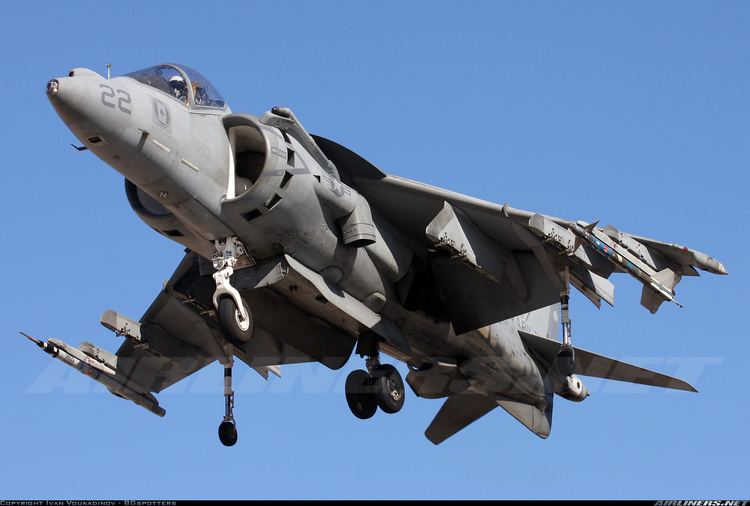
[192,81,208,106]
[168,75,188,103]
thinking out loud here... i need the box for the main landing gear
[345,336,405,419]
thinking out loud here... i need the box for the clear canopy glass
[180,65,226,109]
[125,64,226,109]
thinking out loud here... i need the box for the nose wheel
[217,296,253,347]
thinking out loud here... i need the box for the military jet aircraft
[29,63,727,446]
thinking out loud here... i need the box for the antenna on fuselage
[106,63,111,80]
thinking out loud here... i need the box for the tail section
[425,303,696,445]
[496,395,553,439]
[425,385,555,444]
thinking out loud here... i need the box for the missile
[528,214,684,313]
[566,222,682,310]
[19,332,165,417]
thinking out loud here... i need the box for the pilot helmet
[168,75,186,97]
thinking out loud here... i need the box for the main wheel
[345,369,377,419]
[372,364,405,414]
[218,296,254,347]
[218,419,238,447]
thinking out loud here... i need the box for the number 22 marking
[100,84,131,114]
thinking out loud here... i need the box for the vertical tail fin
[495,396,553,439]
[496,373,554,439]
[424,386,555,444]
[425,392,497,445]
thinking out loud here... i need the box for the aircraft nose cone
[46,72,130,151]
[46,76,76,108]
[46,75,93,127]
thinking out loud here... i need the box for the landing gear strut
[218,360,238,447]
[345,336,405,419]
[212,237,254,346]
[556,267,576,377]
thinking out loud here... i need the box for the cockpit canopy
[125,64,226,109]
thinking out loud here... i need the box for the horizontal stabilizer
[425,392,497,445]
[520,331,697,392]
[496,398,553,439]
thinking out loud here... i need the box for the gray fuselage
[47,65,552,409]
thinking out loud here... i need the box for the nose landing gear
[212,237,254,347]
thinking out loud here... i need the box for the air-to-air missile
[19,332,165,416]
[528,214,727,313]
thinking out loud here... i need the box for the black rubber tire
[218,296,254,347]
[556,348,576,377]
[372,364,405,414]
[218,419,238,447]
[345,369,377,419]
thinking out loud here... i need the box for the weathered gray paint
[35,64,727,444]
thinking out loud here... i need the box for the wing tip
[661,377,698,393]
[681,382,699,393]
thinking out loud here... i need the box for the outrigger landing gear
[556,267,576,377]
[218,360,238,447]
[345,335,405,419]
[212,237,254,347]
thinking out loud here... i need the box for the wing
[40,251,348,416]
[100,252,305,395]
[319,141,726,333]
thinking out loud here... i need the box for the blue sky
[1,0,748,499]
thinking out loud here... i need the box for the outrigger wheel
[218,419,238,447]
[556,347,576,377]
